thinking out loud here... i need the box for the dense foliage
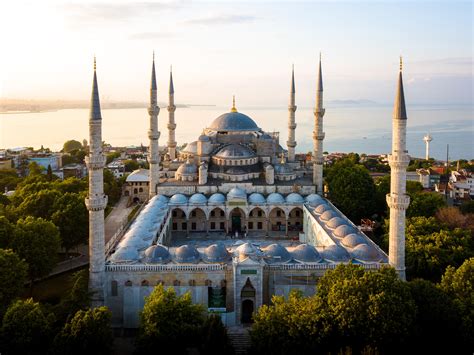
[0,249,28,315]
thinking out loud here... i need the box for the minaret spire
[148,53,161,197]
[167,65,177,160]
[387,56,410,280]
[287,65,297,162]
[85,57,108,307]
[313,53,325,194]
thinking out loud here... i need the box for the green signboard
[208,287,226,308]
[241,269,257,275]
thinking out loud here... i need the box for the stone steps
[227,327,251,355]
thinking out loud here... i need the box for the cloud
[129,32,175,40]
[184,14,257,26]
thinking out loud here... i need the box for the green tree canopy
[200,314,234,355]
[0,298,53,355]
[53,307,113,355]
[11,216,61,282]
[16,189,62,219]
[0,249,28,315]
[0,216,13,248]
[123,159,139,172]
[63,140,83,153]
[407,192,446,218]
[0,169,21,192]
[136,284,205,354]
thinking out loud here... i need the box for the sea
[1,104,473,160]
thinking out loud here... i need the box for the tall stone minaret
[287,65,297,162]
[85,58,108,306]
[313,54,325,194]
[387,57,410,280]
[148,53,161,197]
[167,67,177,161]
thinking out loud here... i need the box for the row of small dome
[168,189,326,205]
[138,241,383,264]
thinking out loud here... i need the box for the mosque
[85,56,410,328]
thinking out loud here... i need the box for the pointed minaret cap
[393,56,407,120]
[231,95,238,112]
[169,65,174,94]
[291,64,295,93]
[90,56,102,121]
[317,52,323,92]
[151,51,157,91]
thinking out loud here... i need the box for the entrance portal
[241,299,254,324]
[231,209,243,233]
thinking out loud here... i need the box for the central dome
[208,111,260,132]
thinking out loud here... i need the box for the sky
[0,0,472,107]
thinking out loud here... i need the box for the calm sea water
[1,104,472,160]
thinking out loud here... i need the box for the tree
[0,299,53,355]
[124,159,139,172]
[0,216,14,248]
[200,314,234,355]
[53,307,113,355]
[106,151,121,164]
[326,160,377,223]
[28,161,44,176]
[460,200,474,214]
[436,206,474,233]
[46,164,53,181]
[0,169,21,192]
[16,189,61,219]
[440,258,474,350]
[103,169,122,206]
[407,192,446,218]
[54,270,91,324]
[63,140,83,153]
[136,284,205,354]
[0,249,28,315]
[11,217,61,284]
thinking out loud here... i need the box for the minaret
[423,133,432,160]
[387,57,411,280]
[148,53,161,197]
[85,57,108,306]
[287,65,297,162]
[167,66,177,161]
[313,54,325,194]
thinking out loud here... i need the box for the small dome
[169,193,188,205]
[208,193,226,204]
[327,217,345,229]
[320,210,338,221]
[143,244,171,263]
[286,193,304,204]
[202,243,231,263]
[214,144,256,159]
[110,246,139,263]
[156,194,169,204]
[181,141,198,154]
[176,161,197,175]
[274,164,293,175]
[228,187,247,200]
[263,244,291,264]
[235,242,257,256]
[174,245,200,263]
[305,194,324,206]
[314,203,330,214]
[248,193,266,204]
[351,244,380,262]
[341,233,368,248]
[189,193,207,205]
[291,244,322,263]
[321,244,351,262]
[334,224,358,238]
[208,112,260,132]
[267,192,285,204]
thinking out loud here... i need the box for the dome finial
[399,55,403,71]
[231,95,237,112]
[93,55,96,71]
[280,152,285,164]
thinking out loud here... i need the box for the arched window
[220,279,227,288]
[205,279,212,287]
[173,280,181,286]
[189,279,196,286]
[156,280,164,286]
[111,280,118,296]
[141,280,149,286]
[133,188,138,194]
[139,187,143,193]
[125,280,132,287]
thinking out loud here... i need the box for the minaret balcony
[314,108,325,116]
[148,130,160,140]
[288,123,297,130]
[85,195,108,211]
[167,105,176,112]
[386,193,410,210]
[167,123,177,130]
[167,141,177,148]
[388,154,410,168]
[286,141,296,148]
[148,106,160,116]
[312,156,324,164]
[288,105,297,112]
[85,155,106,169]
[313,132,325,140]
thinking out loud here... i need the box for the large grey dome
[341,233,368,248]
[174,245,200,263]
[208,112,260,132]
[321,244,351,262]
[176,162,197,175]
[274,163,293,175]
[351,244,380,262]
[291,244,322,263]
[263,244,291,264]
[202,243,231,263]
[143,244,171,263]
[214,144,256,159]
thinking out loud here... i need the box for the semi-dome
[169,193,188,205]
[334,224,358,238]
[320,210,339,221]
[208,193,226,204]
[351,244,380,262]
[110,246,139,263]
[214,144,256,159]
[202,243,231,263]
[248,193,266,204]
[143,244,171,263]
[181,141,197,154]
[286,193,304,204]
[305,194,324,206]
[208,112,260,132]
[314,203,330,214]
[291,244,322,263]
[174,245,200,263]
[341,233,368,248]
[176,161,197,175]
[228,187,247,200]
[267,192,285,204]
[327,217,346,229]
[263,244,291,264]
[274,164,293,175]
[189,193,207,205]
[321,244,351,262]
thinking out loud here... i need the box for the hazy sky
[0,0,472,107]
